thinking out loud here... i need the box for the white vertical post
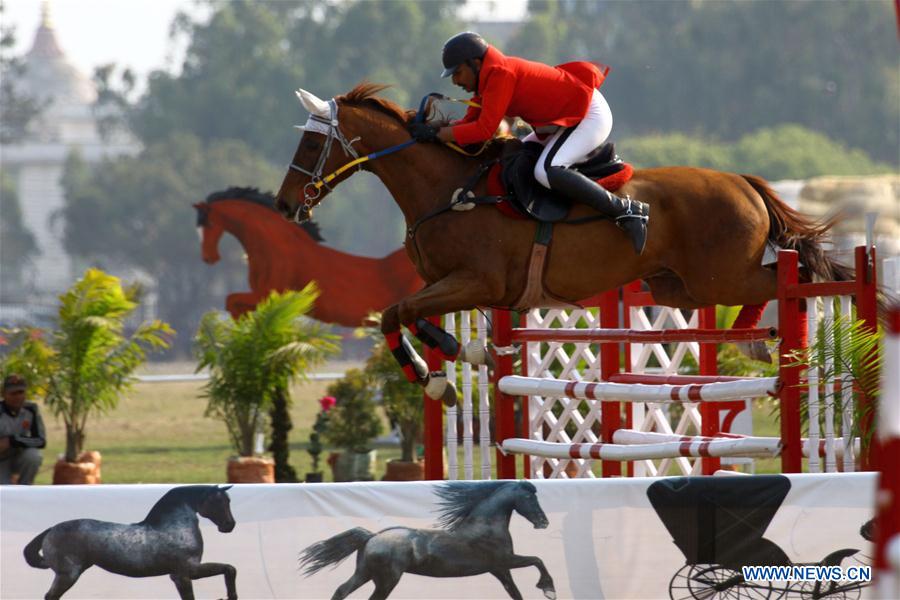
[477,312,491,479]
[444,312,458,480]
[460,311,474,480]
[822,298,836,472]
[840,296,855,472]
[807,299,820,473]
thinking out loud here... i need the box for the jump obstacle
[422,245,881,481]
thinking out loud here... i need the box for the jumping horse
[195,187,422,323]
[298,480,555,600]
[276,83,848,405]
[23,485,237,600]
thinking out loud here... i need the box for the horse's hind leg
[331,568,371,600]
[44,571,81,600]
[369,568,403,600]
[644,273,706,309]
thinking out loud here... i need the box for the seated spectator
[0,374,46,485]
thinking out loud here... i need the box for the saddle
[487,140,634,222]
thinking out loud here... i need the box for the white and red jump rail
[422,246,880,481]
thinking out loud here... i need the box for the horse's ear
[296,88,329,117]
[219,484,233,492]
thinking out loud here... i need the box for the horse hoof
[460,340,496,369]
[543,590,556,600]
[737,341,772,364]
[424,372,458,407]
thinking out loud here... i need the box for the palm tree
[1,268,173,462]
[194,285,339,458]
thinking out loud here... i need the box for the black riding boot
[546,166,649,255]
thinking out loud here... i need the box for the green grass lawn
[33,377,376,484]
[30,372,788,484]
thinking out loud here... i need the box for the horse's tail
[24,528,50,569]
[298,527,374,577]
[741,174,854,282]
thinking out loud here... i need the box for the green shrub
[324,368,383,454]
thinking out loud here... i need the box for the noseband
[289,99,361,222]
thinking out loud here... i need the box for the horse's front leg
[505,555,556,600]
[381,271,501,405]
[490,569,524,600]
[225,292,264,319]
[183,562,238,600]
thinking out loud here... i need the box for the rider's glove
[408,123,440,143]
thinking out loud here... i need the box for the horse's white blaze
[295,88,329,117]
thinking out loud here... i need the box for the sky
[3,0,527,86]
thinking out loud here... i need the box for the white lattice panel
[525,307,603,478]
[628,306,704,476]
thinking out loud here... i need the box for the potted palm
[194,285,337,483]
[1,268,172,484]
[365,340,425,480]
[324,369,383,482]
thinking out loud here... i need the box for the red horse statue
[194,187,422,323]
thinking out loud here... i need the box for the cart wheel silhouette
[793,579,861,600]
[669,563,783,600]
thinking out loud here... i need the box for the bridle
[285,93,485,224]
[288,99,364,223]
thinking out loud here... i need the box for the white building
[0,3,138,310]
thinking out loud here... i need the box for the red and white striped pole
[874,305,900,597]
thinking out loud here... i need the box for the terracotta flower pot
[53,451,102,485]
[226,456,275,483]
[383,459,425,481]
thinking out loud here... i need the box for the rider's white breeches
[527,89,613,189]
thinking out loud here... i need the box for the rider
[409,32,649,254]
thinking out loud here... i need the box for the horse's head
[198,485,235,533]
[513,481,549,530]
[193,202,223,264]
[276,84,414,223]
[275,88,356,223]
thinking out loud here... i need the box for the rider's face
[452,60,480,93]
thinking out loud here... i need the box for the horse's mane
[338,82,510,161]
[142,485,216,525]
[337,82,416,125]
[434,480,524,531]
[203,187,324,241]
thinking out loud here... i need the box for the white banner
[1,473,875,599]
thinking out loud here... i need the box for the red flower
[319,396,336,412]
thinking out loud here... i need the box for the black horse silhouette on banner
[299,480,556,600]
[23,484,237,600]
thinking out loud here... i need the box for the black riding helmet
[441,32,489,78]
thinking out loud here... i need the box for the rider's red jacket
[451,46,608,146]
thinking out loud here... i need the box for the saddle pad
[487,161,635,220]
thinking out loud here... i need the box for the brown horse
[275,83,846,403]
[195,187,422,323]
